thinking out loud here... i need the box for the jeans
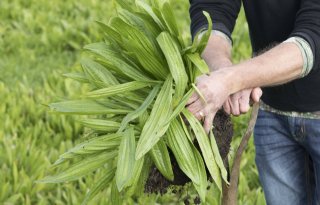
[254,109,320,205]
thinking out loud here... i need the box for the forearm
[225,42,303,94]
[202,34,233,70]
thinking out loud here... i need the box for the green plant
[39,0,229,204]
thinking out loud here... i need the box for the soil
[144,109,233,203]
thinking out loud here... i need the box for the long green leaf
[135,76,172,159]
[85,81,153,98]
[136,0,166,30]
[96,21,123,44]
[166,118,200,184]
[49,100,131,115]
[197,11,213,54]
[78,119,121,132]
[182,109,222,191]
[54,134,122,165]
[118,84,160,132]
[81,58,119,88]
[160,2,179,36]
[110,17,168,79]
[157,32,188,104]
[166,88,193,124]
[115,0,135,12]
[84,42,150,81]
[37,152,117,183]
[116,127,136,191]
[63,72,89,83]
[111,180,123,205]
[81,168,115,205]
[149,139,174,181]
[126,156,145,196]
[192,146,208,203]
[186,53,210,75]
[210,130,229,184]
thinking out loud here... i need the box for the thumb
[251,87,263,103]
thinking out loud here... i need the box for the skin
[187,34,304,133]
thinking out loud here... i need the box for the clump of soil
[145,110,233,201]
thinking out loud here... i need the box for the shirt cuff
[282,37,314,78]
[197,29,232,46]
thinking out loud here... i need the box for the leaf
[84,42,150,81]
[78,119,120,132]
[81,168,115,205]
[115,0,135,12]
[127,155,152,197]
[63,72,89,83]
[49,100,131,115]
[85,81,153,98]
[81,58,119,88]
[118,84,160,132]
[166,118,201,184]
[149,139,174,181]
[166,88,193,124]
[160,2,179,36]
[96,21,123,46]
[111,180,123,205]
[196,11,213,54]
[183,11,213,55]
[192,83,207,105]
[186,53,210,75]
[37,151,117,183]
[110,17,168,79]
[210,130,229,184]
[157,32,188,104]
[126,156,144,196]
[135,76,172,159]
[135,12,162,38]
[136,0,166,30]
[192,146,208,203]
[116,127,136,191]
[182,109,222,191]
[54,133,122,165]
[166,118,208,202]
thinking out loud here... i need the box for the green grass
[0,0,265,204]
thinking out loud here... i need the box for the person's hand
[223,88,262,116]
[186,70,232,133]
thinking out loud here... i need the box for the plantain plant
[39,0,228,204]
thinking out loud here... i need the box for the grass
[0,0,265,204]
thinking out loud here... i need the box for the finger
[187,99,205,115]
[239,95,250,114]
[187,92,199,105]
[251,87,263,103]
[194,110,205,121]
[230,96,240,116]
[223,98,231,115]
[204,112,215,134]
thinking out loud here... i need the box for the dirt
[144,109,233,202]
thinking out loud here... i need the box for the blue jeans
[254,109,320,205]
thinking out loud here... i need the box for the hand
[187,70,232,133]
[223,88,262,116]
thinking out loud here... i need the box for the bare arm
[226,42,303,94]
[200,34,262,116]
[187,42,303,132]
[201,33,232,70]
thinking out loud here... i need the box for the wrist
[209,66,239,95]
[206,57,232,72]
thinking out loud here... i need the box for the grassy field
[0,0,265,204]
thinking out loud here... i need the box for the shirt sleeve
[189,0,241,40]
[289,0,320,72]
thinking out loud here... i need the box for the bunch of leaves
[39,0,228,204]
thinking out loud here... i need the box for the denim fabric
[254,109,320,205]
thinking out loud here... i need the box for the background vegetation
[0,0,265,204]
